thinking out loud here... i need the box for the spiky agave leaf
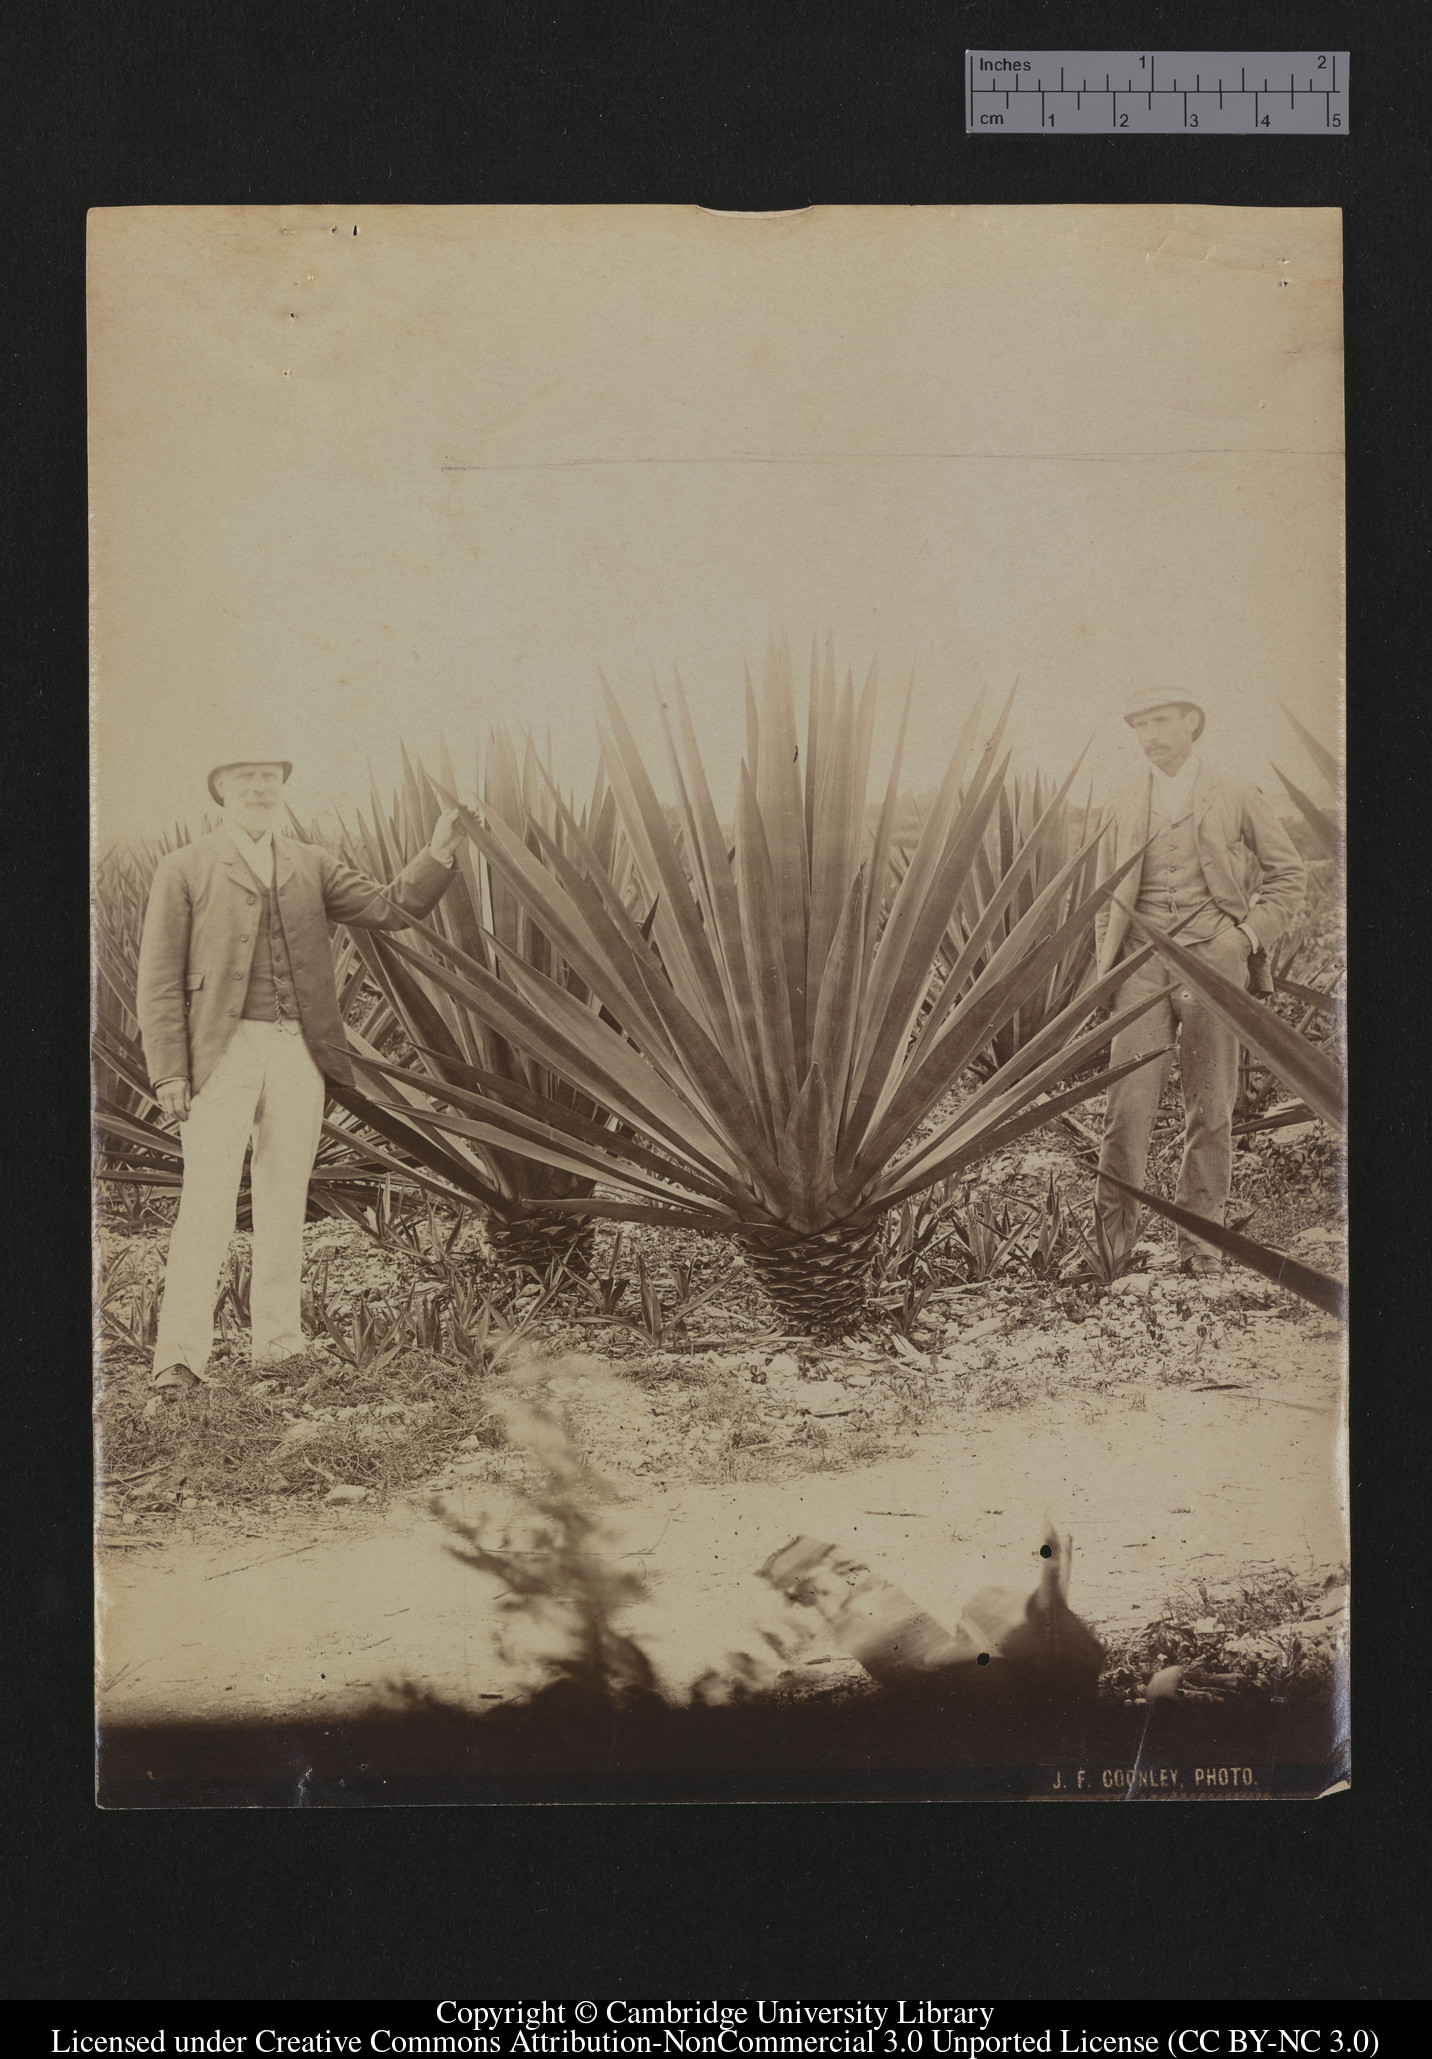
[1271,701,1344,865]
[1271,765,1342,862]
[1125,911,1345,1132]
[1279,701,1343,794]
[323,731,644,1273]
[896,768,1107,1080]
[346,637,1173,1329]
[1095,1172,1346,1320]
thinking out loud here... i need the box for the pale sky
[89,204,1344,846]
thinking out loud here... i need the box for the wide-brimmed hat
[1120,686,1206,743]
[207,756,293,804]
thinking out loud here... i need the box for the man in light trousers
[137,752,463,1389]
[1094,688,1306,1276]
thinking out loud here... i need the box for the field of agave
[93,638,1346,1341]
[91,653,1347,1765]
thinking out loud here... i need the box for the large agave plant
[340,638,1168,1331]
[322,733,642,1275]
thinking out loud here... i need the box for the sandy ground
[97,1306,1346,1726]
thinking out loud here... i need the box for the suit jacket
[136,828,455,1093]
[1095,760,1306,978]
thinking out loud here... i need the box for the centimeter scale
[966,51,1349,134]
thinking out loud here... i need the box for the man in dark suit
[1094,689,1306,1275]
[137,753,463,1387]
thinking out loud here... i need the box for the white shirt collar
[1149,750,1200,823]
[224,817,275,886]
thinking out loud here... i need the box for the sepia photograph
[88,202,1347,1805]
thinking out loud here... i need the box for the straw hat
[207,755,294,804]
[1120,686,1206,743]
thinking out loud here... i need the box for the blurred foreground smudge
[758,1527,1104,1695]
[98,1374,1345,1803]
[440,1382,661,1704]
[441,1374,1106,1704]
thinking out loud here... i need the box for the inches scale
[965,51,1349,134]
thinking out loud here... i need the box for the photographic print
[89,204,1346,1804]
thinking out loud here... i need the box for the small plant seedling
[214,1248,253,1331]
[569,1233,632,1319]
[97,1252,163,1353]
[945,1195,1035,1284]
[1020,1174,1080,1282]
[580,1251,731,1350]
[1064,1206,1142,1290]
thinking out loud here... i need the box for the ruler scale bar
[966,51,1348,133]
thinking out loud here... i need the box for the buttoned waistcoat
[136,828,454,1093]
[1094,760,1307,979]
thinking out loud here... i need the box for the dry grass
[1097,1563,1348,1704]
[96,1341,509,1521]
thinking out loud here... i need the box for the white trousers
[152,1020,326,1374]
